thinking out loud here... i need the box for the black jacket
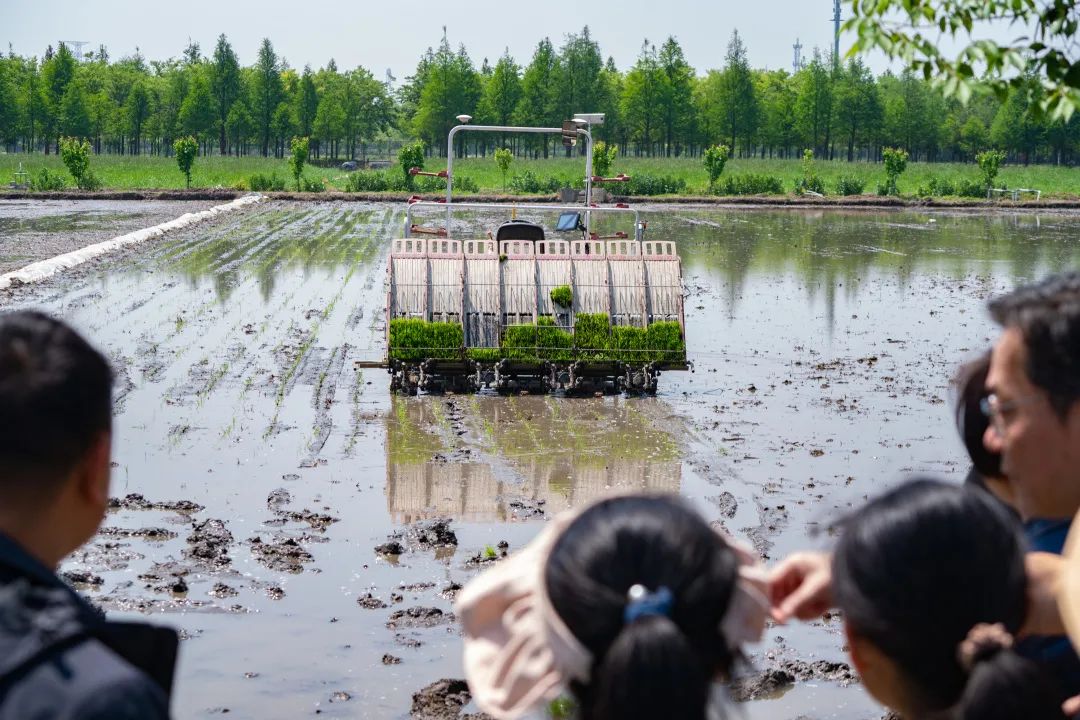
[0,533,178,719]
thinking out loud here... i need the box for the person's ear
[75,431,111,509]
[844,619,868,676]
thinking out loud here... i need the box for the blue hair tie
[623,584,674,624]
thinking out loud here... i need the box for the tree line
[1,29,1078,165]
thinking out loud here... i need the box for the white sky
[5,0,1022,82]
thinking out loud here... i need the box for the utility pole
[793,38,804,73]
[832,0,841,69]
[59,40,88,61]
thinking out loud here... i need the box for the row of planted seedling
[388,315,685,363]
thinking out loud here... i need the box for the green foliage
[388,319,463,361]
[248,172,286,191]
[716,173,784,195]
[592,140,618,178]
[976,149,1006,193]
[483,545,498,559]
[288,136,309,192]
[173,136,198,189]
[881,147,909,196]
[59,136,100,190]
[494,147,513,190]
[508,171,574,194]
[399,140,425,190]
[622,173,687,196]
[300,175,325,192]
[573,313,611,358]
[465,347,502,361]
[549,285,572,308]
[703,144,730,188]
[30,167,67,191]
[835,175,866,196]
[917,177,956,197]
[547,697,576,720]
[846,0,1080,122]
[794,149,824,195]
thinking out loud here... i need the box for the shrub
[388,319,463,361]
[717,173,785,195]
[976,149,1006,195]
[794,149,824,195]
[494,147,513,190]
[592,141,618,178]
[550,285,573,308]
[174,136,198,189]
[835,175,866,196]
[300,176,325,193]
[957,179,988,198]
[881,147,909,196]
[703,144,730,188]
[59,137,101,190]
[31,167,67,191]
[289,136,309,191]
[399,140,425,189]
[249,173,286,191]
[622,173,686,196]
[509,170,566,194]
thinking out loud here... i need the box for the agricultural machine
[383,119,688,395]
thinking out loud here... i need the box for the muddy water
[2,200,1079,719]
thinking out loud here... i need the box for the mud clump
[108,493,204,514]
[387,606,452,629]
[410,678,471,720]
[710,492,738,519]
[98,526,177,542]
[357,593,388,609]
[276,509,339,531]
[375,541,405,556]
[248,536,313,573]
[404,519,458,550]
[60,570,104,588]
[439,583,463,601]
[185,519,234,568]
[729,668,795,701]
[209,582,238,599]
[382,653,402,665]
[394,633,423,648]
[507,499,546,519]
[267,488,292,509]
[729,659,858,701]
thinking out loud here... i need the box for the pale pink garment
[455,499,769,719]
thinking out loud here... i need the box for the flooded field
[1,198,1079,719]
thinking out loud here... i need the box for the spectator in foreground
[832,479,1062,719]
[953,350,1015,513]
[0,310,177,719]
[455,494,768,720]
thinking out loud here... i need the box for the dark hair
[953,352,1002,479]
[544,494,739,720]
[953,642,1065,720]
[988,271,1080,418]
[833,479,1061,718]
[0,310,113,499]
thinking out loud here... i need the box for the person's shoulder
[1,635,169,720]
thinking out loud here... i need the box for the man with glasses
[982,271,1080,552]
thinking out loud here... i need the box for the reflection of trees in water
[384,395,682,522]
[666,209,1080,326]
[157,207,384,303]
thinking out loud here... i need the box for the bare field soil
[3,200,1079,719]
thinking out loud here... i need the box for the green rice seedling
[573,314,611,359]
[549,285,573,308]
[645,321,686,362]
[501,323,538,360]
[388,319,464,361]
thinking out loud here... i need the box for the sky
[5,0,1021,83]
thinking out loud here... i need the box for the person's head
[0,310,114,562]
[953,352,1014,510]
[545,495,741,720]
[983,272,1080,520]
[833,479,1062,719]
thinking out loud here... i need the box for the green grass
[2,152,1077,198]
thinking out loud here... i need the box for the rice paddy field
[1,197,1080,718]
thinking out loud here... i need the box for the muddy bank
[4,188,1079,210]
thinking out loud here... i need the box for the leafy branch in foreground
[845,0,1080,121]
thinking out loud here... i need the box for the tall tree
[60,80,92,138]
[210,34,241,155]
[794,50,833,156]
[40,42,76,153]
[554,26,604,148]
[657,37,695,156]
[832,58,882,161]
[180,69,216,142]
[477,49,521,131]
[124,81,150,155]
[296,65,319,139]
[252,38,283,156]
[412,31,480,156]
[715,30,758,156]
[514,38,559,157]
[755,69,798,157]
[621,40,663,155]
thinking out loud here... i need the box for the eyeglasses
[979,392,1042,435]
